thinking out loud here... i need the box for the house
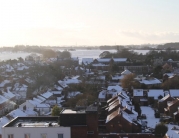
[0,116,10,138]
[2,116,71,138]
[24,99,50,115]
[58,80,68,88]
[123,65,149,74]
[133,89,148,106]
[82,58,93,66]
[164,98,179,117]
[6,109,28,120]
[105,108,141,133]
[100,90,166,137]
[12,83,28,100]
[19,94,51,116]
[3,64,14,75]
[98,133,157,138]
[107,98,120,114]
[162,62,173,72]
[168,89,179,98]
[147,89,164,106]
[111,74,124,83]
[111,70,132,84]
[135,76,161,89]
[1,92,16,114]
[105,93,140,133]
[121,69,132,75]
[60,105,98,138]
[106,85,123,99]
[158,94,174,113]
[0,80,11,89]
[0,95,8,115]
[74,66,84,76]
[58,76,81,86]
[93,58,129,65]
[16,63,29,71]
[173,107,179,121]
[163,73,175,82]
[91,63,108,71]
[2,88,16,101]
[67,91,81,99]
[98,89,107,102]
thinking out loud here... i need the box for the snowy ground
[141,106,179,138]
[140,106,160,129]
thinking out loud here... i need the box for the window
[25,134,30,138]
[58,134,63,138]
[41,133,47,138]
[8,134,14,138]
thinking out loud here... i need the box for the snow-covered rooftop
[67,91,81,98]
[23,109,38,116]
[0,80,11,87]
[133,89,143,96]
[107,85,122,92]
[121,69,131,75]
[92,63,108,66]
[2,91,15,100]
[97,58,111,62]
[7,109,28,118]
[139,78,161,85]
[33,97,43,103]
[37,95,46,102]
[63,76,81,84]
[148,89,164,99]
[36,103,50,108]
[98,90,107,99]
[51,91,62,95]
[170,89,179,97]
[113,58,127,62]
[58,80,68,88]
[82,58,93,65]
[159,94,171,102]
[111,75,124,80]
[54,85,63,91]
[0,117,10,134]
[0,95,8,104]
[40,91,53,99]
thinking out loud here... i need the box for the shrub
[154,122,168,137]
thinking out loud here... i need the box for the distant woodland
[0,42,179,53]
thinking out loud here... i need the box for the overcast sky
[0,0,179,46]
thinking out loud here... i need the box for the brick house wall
[106,113,140,133]
[71,126,87,138]
[169,100,179,117]
[86,112,98,138]
[98,133,162,138]
[158,97,173,113]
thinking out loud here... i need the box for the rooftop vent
[17,123,22,127]
[48,122,52,127]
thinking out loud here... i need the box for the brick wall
[71,126,87,138]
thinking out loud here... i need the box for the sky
[0,0,179,46]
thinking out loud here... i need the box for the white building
[2,117,71,138]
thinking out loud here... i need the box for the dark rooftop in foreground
[61,104,98,114]
[3,117,60,128]
[61,109,86,114]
